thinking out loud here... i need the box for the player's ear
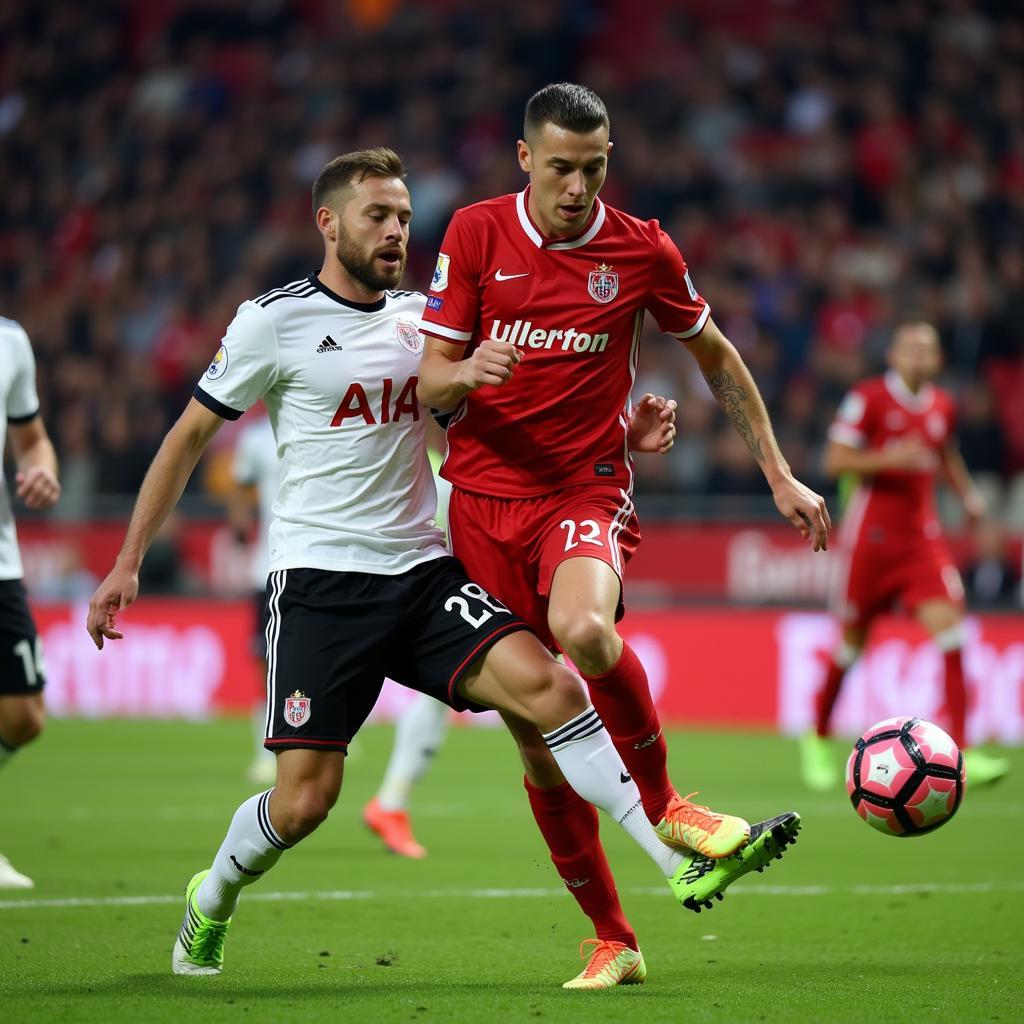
[516,139,531,173]
[315,206,337,242]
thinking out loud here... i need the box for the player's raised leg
[173,749,344,975]
[364,693,450,858]
[547,555,749,857]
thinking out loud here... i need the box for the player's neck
[317,260,384,306]
[525,185,595,241]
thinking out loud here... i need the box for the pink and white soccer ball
[845,717,965,837]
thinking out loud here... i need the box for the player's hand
[457,339,522,390]
[627,393,677,454]
[86,564,140,650]
[882,437,933,471]
[15,466,60,510]
[771,473,831,552]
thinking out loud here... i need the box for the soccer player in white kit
[0,317,61,888]
[85,148,737,985]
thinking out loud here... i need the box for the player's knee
[278,784,336,840]
[0,701,44,747]
[529,662,589,728]
[548,609,614,665]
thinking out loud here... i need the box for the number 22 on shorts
[559,519,604,551]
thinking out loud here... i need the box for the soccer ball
[845,717,965,837]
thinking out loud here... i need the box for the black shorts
[0,579,46,695]
[263,557,529,753]
[252,588,270,660]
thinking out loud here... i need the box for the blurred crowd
[1,0,1023,528]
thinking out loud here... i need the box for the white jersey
[0,318,40,581]
[195,275,446,575]
[232,415,278,590]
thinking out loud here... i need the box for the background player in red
[802,321,1010,790]
[418,82,824,983]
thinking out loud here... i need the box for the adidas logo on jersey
[490,318,609,354]
[317,336,342,353]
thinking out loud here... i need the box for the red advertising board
[33,601,1024,744]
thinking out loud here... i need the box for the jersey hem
[7,408,39,425]
[267,548,449,576]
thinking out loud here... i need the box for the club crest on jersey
[431,253,450,292]
[395,319,423,353]
[284,691,311,728]
[587,263,618,304]
[205,345,229,380]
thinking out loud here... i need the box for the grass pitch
[0,720,1020,1023]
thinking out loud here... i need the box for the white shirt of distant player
[196,279,447,574]
[232,415,279,589]
[0,318,41,580]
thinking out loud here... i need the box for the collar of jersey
[515,187,606,251]
[884,369,934,411]
[307,273,386,312]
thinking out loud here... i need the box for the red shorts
[448,485,641,650]
[831,534,964,632]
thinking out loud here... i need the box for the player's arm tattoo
[704,368,765,464]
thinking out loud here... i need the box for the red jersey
[419,188,709,497]
[829,371,957,543]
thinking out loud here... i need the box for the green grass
[0,720,1021,1023]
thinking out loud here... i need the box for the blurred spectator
[963,519,1021,609]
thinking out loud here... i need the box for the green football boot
[668,811,802,913]
[799,730,839,791]
[172,870,231,975]
[962,749,1010,788]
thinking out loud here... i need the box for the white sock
[543,707,684,878]
[196,789,290,921]
[0,734,15,769]
[377,696,450,812]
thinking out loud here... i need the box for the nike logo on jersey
[494,269,529,281]
[316,336,342,353]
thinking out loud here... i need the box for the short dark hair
[523,83,610,142]
[312,147,406,213]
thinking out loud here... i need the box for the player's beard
[335,226,407,293]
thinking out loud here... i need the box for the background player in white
[0,317,61,888]
[228,411,279,786]
[85,149,741,985]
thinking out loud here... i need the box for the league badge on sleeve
[431,253,451,292]
[588,263,619,304]
[284,690,311,728]
[205,345,229,380]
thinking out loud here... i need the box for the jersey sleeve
[646,228,711,341]
[828,387,872,448]
[419,210,481,347]
[6,322,40,423]
[194,303,279,421]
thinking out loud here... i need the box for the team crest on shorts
[284,690,311,727]
[395,319,423,353]
[588,264,618,304]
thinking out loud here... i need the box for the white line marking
[2,881,1022,912]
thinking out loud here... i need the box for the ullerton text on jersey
[490,318,610,353]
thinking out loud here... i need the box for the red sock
[943,647,967,749]
[523,777,637,950]
[815,658,848,738]
[581,642,674,825]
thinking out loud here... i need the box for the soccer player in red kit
[418,83,829,987]
[801,322,1010,790]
